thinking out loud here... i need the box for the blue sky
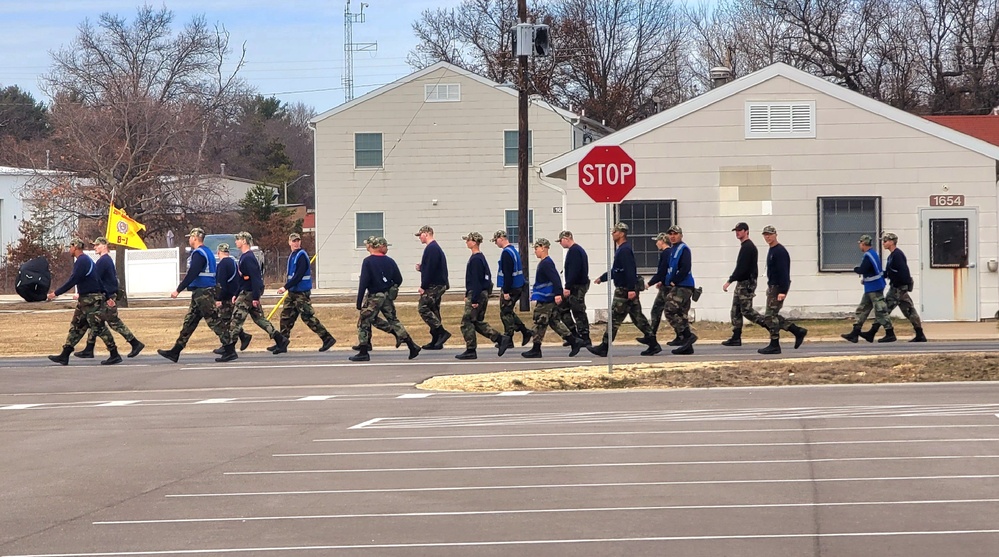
[0,0,464,113]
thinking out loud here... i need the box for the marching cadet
[492,230,533,346]
[587,222,657,357]
[841,234,896,343]
[215,232,290,362]
[158,228,227,363]
[876,232,927,342]
[351,236,403,352]
[47,238,120,366]
[350,237,421,362]
[415,225,452,350]
[455,232,514,360]
[555,230,591,346]
[640,232,674,352]
[73,237,144,359]
[721,222,759,347]
[275,232,336,352]
[212,243,252,355]
[522,238,587,358]
[756,226,808,354]
[661,226,698,355]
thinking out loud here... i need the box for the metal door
[918,208,979,321]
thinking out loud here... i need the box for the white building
[0,166,31,262]
[310,61,609,289]
[542,63,999,322]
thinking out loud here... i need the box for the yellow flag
[106,205,148,250]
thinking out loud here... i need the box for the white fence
[83,248,179,296]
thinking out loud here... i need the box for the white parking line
[181,360,587,371]
[1,404,43,410]
[96,401,140,407]
[296,396,336,401]
[193,398,235,404]
[497,391,532,396]
[396,394,432,399]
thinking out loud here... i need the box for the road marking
[193,398,235,404]
[181,359,587,371]
[96,401,140,407]
[349,418,382,429]
[497,391,532,396]
[1,404,43,410]
[168,474,999,498]
[396,393,432,399]
[223,454,999,476]
[296,396,335,401]
[93,497,999,525]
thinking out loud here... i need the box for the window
[504,130,533,166]
[616,200,677,271]
[929,219,969,268]
[746,101,816,138]
[354,133,383,168]
[504,209,534,244]
[425,83,460,102]
[817,197,881,271]
[355,212,384,247]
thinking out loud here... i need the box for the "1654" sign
[929,194,965,206]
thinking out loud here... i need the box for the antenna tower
[344,0,377,102]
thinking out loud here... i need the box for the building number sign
[929,194,965,207]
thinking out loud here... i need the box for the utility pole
[343,0,377,103]
[517,0,530,311]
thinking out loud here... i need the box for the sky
[0,0,464,114]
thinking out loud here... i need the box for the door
[919,207,979,321]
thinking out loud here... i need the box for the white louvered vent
[745,101,815,138]
[425,83,461,102]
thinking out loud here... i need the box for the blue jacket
[237,250,264,300]
[55,255,101,297]
[216,256,240,300]
[356,253,402,309]
[598,241,639,291]
[497,244,525,291]
[420,241,450,289]
[178,245,217,290]
[666,242,695,288]
[464,252,492,300]
[854,249,886,293]
[563,243,589,287]
[647,247,671,287]
[285,248,312,292]
[531,256,563,303]
[94,253,119,298]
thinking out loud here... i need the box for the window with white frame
[615,200,677,271]
[745,101,816,139]
[504,130,533,166]
[354,133,383,168]
[817,197,881,271]
[504,209,534,244]
[355,212,384,247]
[425,83,461,102]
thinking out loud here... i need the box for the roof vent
[710,66,733,88]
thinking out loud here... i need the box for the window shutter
[745,102,815,138]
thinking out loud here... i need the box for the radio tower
[343,0,377,102]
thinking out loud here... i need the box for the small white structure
[0,166,32,263]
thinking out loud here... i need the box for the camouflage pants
[556,282,590,339]
[886,285,922,328]
[531,301,572,345]
[82,293,136,344]
[749,286,795,340]
[460,291,503,349]
[647,284,673,335]
[729,278,758,330]
[499,285,528,335]
[175,287,225,349]
[63,293,115,351]
[601,287,652,344]
[664,286,695,333]
[280,290,331,339]
[854,290,893,329]
[357,291,409,347]
[418,284,447,329]
[223,291,278,345]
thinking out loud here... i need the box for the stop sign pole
[578,146,638,373]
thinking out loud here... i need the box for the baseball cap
[492,230,507,241]
[612,222,629,233]
[235,231,253,245]
[93,237,109,245]
[532,238,550,248]
[68,238,85,249]
[558,230,573,240]
[217,242,230,253]
[882,232,898,242]
[652,232,668,242]
[415,225,434,236]
[732,222,749,232]
[762,225,777,234]
[288,232,301,241]
[667,225,682,234]
[370,236,388,248]
[462,232,483,243]
[859,234,873,245]
[186,227,205,238]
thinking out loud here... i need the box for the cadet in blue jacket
[522,238,587,359]
[492,230,533,346]
[842,234,895,343]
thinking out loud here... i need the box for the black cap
[732,222,749,232]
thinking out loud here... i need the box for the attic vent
[425,83,461,102]
[745,101,815,139]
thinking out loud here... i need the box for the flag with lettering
[106,205,148,250]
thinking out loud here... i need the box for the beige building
[542,63,999,322]
[310,62,608,289]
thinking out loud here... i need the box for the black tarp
[16,256,51,302]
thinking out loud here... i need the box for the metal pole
[517,0,530,311]
[606,203,613,373]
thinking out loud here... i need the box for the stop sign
[578,146,636,203]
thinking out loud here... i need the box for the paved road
[2,343,998,556]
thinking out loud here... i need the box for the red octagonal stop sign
[578,145,636,203]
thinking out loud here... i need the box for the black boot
[73,341,96,359]
[640,336,663,356]
[238,332,252,351]
[878,328,897,343]
[351,342,372,351]
[911,327,927,342]
[213,345,226,355]
[455,349,477,360]
[101,349,123,366]
[666,332,684,346]
[758,338,781,355]
[567,335,587,357]
[587,342,608,357]
[393,332,403,349]
[157,343,183,363]
[421,328,440,350]
[858,323,881,343]
[48,346,73,366]
[521,342,543,358]
[789,325,808,349]
[432,328,452,349]
[126,338,145,358]
[671,329,697,355]
[721,329,742,347]
[319,334,336,352]
[520,327,534,347]
[841,325,862,343]
[496,335,514,357]
[214,343,238,362]
[404,336,421,360]
[349,347,370,362]
[271,332,290,355]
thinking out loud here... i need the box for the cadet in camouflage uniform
[47,238,120,366]
[414,225,452,350]
[492,230,533,346]
[158,228,227,363]
[211,243,252,355]
[842,234,896,343]
[756,226,808,354]
[350,237,421,362]
[351,236,404,351]
[640,232,674,351]
[455,232,513,360]
[521,238,586,358]
[555,230,591,345]
[721,222,759,347]
[74,237,144,360]
[661,226,698,355]
[587,222,657,357]
[275,232,336,352]
[877,232,926,342]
